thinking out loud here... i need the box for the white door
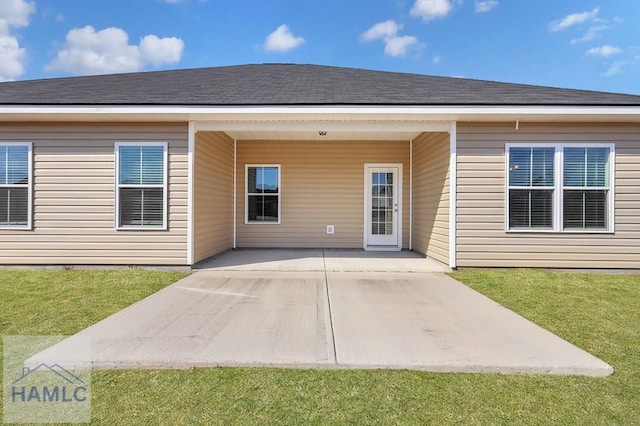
[365,165,401,249]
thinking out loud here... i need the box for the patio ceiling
[222,129,422,141]
[194,119,452,141]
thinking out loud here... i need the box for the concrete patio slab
[194,249,450,273]
[323,250,450,273]
[195,249,326,271]
[31,250,613,376]
[328,272,612,375]
[33,271,334,369]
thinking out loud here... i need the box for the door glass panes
[371,172,393,235]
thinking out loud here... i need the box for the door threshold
[364,246,402,252]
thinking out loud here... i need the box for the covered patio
[189,119,454,268]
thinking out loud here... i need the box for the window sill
[506,229,614,234]
[116,226,167,231]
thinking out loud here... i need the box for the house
[1,63,639,269]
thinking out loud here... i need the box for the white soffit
[196,119,451,140]
[224,130,423,141]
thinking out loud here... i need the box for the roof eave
[0,104,640,124]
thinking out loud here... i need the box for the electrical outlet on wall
[326,225,335,234]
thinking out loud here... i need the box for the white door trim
[363,163,403,251]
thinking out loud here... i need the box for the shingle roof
[1,63,639,106]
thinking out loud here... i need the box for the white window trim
[0,142,33,230]
[245,164,281,225]
[114,142,168,231]
[505,142,615,233]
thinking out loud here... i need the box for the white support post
[233,139,237,249]
[186,121,195,265]
[409,139,413,251]
[449,122,457,269]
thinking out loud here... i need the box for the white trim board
[449,122,457,269]
[186,122,195,264]
[2,105,640,124]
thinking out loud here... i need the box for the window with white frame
[116,143,167,229]
[507,144,613,232]
[0,143,31,228]
[246,165,280,223]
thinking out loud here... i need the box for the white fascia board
[1,105,640,121]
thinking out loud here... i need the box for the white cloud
[45,26,184,76]
[140,35,184,65]
[570,24,608,44]
[384,35,419,57]
[0,0,35,29]
[361,20,420,57]
[602,60,628,77]
[549,8,600,32]
[0,35,26,81]
[0,0,35,81]
[586,44,622,58]
[361,20,401,41]
[263,24,305,53]
[410,0,456,22]
[433,55,442,64]
[475,1,498,13]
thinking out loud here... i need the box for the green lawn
[1,268,639,424]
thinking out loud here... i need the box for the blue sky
[1,0,639,94]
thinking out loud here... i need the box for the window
[506,144,613,232]
[563,147,610,229]
[0,143,31,229]
[508,147,555,229]
[116,143,167,229]
[246,165,280,224]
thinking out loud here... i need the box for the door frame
[363,163,403,251]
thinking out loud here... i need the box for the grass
[1,268,639,424]
[0,269,188,336]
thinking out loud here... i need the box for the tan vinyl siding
[236,140,410,248]
[457,122,640,268]
[0,123,188,265]
[412,132,450,264]
[193,131,234,263]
